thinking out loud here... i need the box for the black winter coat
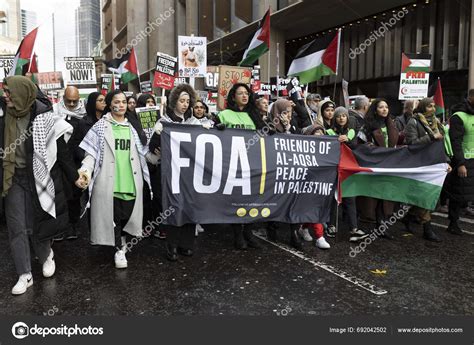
[24,97,79,241]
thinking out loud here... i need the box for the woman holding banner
[214,83,266,250]
[403,97,449,242]
[265,98,306,250]
[78,90,151,269]
[149,83,205,261]
[358,99,400,240]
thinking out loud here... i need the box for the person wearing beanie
[326,106,368,243]
[318,99,336,131]
[326,106,356,144]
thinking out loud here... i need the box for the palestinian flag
[106,47,139,84]
[338,142,448,210]
[433,78,444,117]
[288,30,340,84]
[9,27,38,76]
[401,53,431,73]
[26,53,38,84]
[239,8,270,66]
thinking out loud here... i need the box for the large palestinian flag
[239,8,270,66]
[288,30,340,84]
[9,27,38,76]
[106,47,139,84]
[339,142,448,210]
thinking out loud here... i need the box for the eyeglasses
[65,98,79,105]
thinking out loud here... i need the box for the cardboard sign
[63,57,97,86]
[0,55,14,88]
[135,106,160,141]
[398,53,431,100]
[153,52,177,90]
[205,66,219,90]
[178,36,207,77]
[140,80,152,94]
[251,65,261,93]
[217,65,252,110]
[100,74,121,95]
[35,72,64,91]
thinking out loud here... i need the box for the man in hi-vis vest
[448,89,474,235]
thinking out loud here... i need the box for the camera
[13,324,29,338]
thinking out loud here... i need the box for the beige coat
[81,120,147,246]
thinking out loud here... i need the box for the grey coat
[404,116,433,145]
[81,119,148,246]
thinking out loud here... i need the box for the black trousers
[113,197,135,248]
[165,224,195,250]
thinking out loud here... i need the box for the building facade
[76,0,101,56]
[0,0,21,54]
[101,0,473,113]
[20,8,36,38]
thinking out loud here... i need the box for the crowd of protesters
[1,75,472,295]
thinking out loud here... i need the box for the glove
[215,123,226,131]
[154,121,163,135]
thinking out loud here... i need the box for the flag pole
[276,42,280,98]
[332,28,342,101]
[439,77,445,123]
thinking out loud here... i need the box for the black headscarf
[86,92,101,120]
[137,94,156,108]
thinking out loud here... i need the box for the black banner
[161,123,340,226]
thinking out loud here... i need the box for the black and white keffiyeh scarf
[32,112,73,218]
[79,113,152,212]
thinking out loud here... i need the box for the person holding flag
[403,97,451,242]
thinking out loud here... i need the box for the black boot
[166,243,178,261]
[423,222,441,242]
[234,225,248,250]
[243,226,261,249]
[266,223,278,242]
[447,221,463,236]
[290,229,303,250]
[66,224,78,240]
[401,215,414,233]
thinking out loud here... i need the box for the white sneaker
[114,250,128,269]
[315,237,331,249]
[12,273,33,295]
[349,228,370,242]
[298,227,313,241]
[196,224,205,233]
[42,249,56,278]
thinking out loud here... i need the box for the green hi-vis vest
[217,109,256,130]
[326,128,355,140]
[443,125,454,158]
[453,112,474,159]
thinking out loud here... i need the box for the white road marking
[254,233,388,296]
[432,212,474,224]
[431,222,474,235]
